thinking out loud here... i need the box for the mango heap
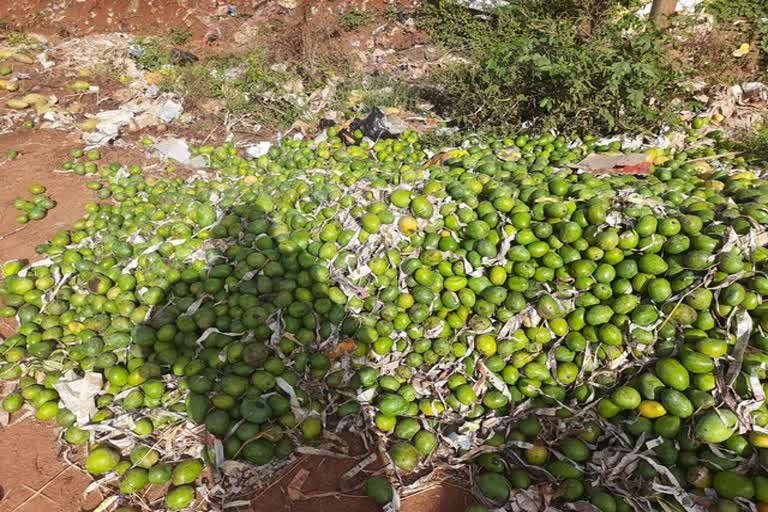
[2,124,768,511]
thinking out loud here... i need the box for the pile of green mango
[1,119,768,511]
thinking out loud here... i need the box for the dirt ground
[0,1,473,511]
[0,420,102,512]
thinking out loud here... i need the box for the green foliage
[168,28,192,46]
[131,37,172,70]
[706,0,768,59]
[383,3,410,22]
[333,75,421,112]
[340,8,374,31]
[3,31,41,48]
[164,52,304,129]
[706,0,767,23]
[734,126,768,165]
[419,0,684,134]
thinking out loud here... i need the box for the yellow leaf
[733,43,750,57]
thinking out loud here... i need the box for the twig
[200,125,219,146]
[0,225,26,240]
[20,485,56,505]
[686,151,741,163]
[10,465,71,512]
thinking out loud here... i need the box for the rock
[170,48,199,66]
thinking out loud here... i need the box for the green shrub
[734,126,768,164]
[420,0,684,134]
[340,8,374,31]
[130,37,171,70]
[164,52,304,129]
[706,0,768,60]
[168,28,192,46]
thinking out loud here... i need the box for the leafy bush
[130,37,171,70]
[706,0,768,60]
[734,126,768,164]
[168,28,192,46]
[340,8,374,31]
[332,75,422,112]
[164,52,305,129]
[419,0,684,134]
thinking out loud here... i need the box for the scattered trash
[736,82,768,102]
[733,43,751,58]
[158,99,184,123]
[636,0,704,17]
[433,126,461,137]
[130,111,160,131]
[127,45,146,59]
[144,84,160,98]
[574,153,652,175]
[349,107,407,140]
[244,141,272,159]
[153,137,207,167]
[35,52,55,70]
[83,109,135,145]
[52,371,103,425]
[455,0,509,11]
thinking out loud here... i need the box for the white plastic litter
[244,141,272,159]
[53,370,103,425]
[153,137,207,167]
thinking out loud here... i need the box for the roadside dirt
[0,129,92,264]
[0,420,101,512]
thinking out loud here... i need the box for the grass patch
[130,37,172,70]
[418,0,684,135]
[1,31,44,48]
[332,75,422,112]
[705,0,768,61]
[734,126,768,165]
[163,52,306,129]
[168,28,192,46]
[339,8,374,31]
